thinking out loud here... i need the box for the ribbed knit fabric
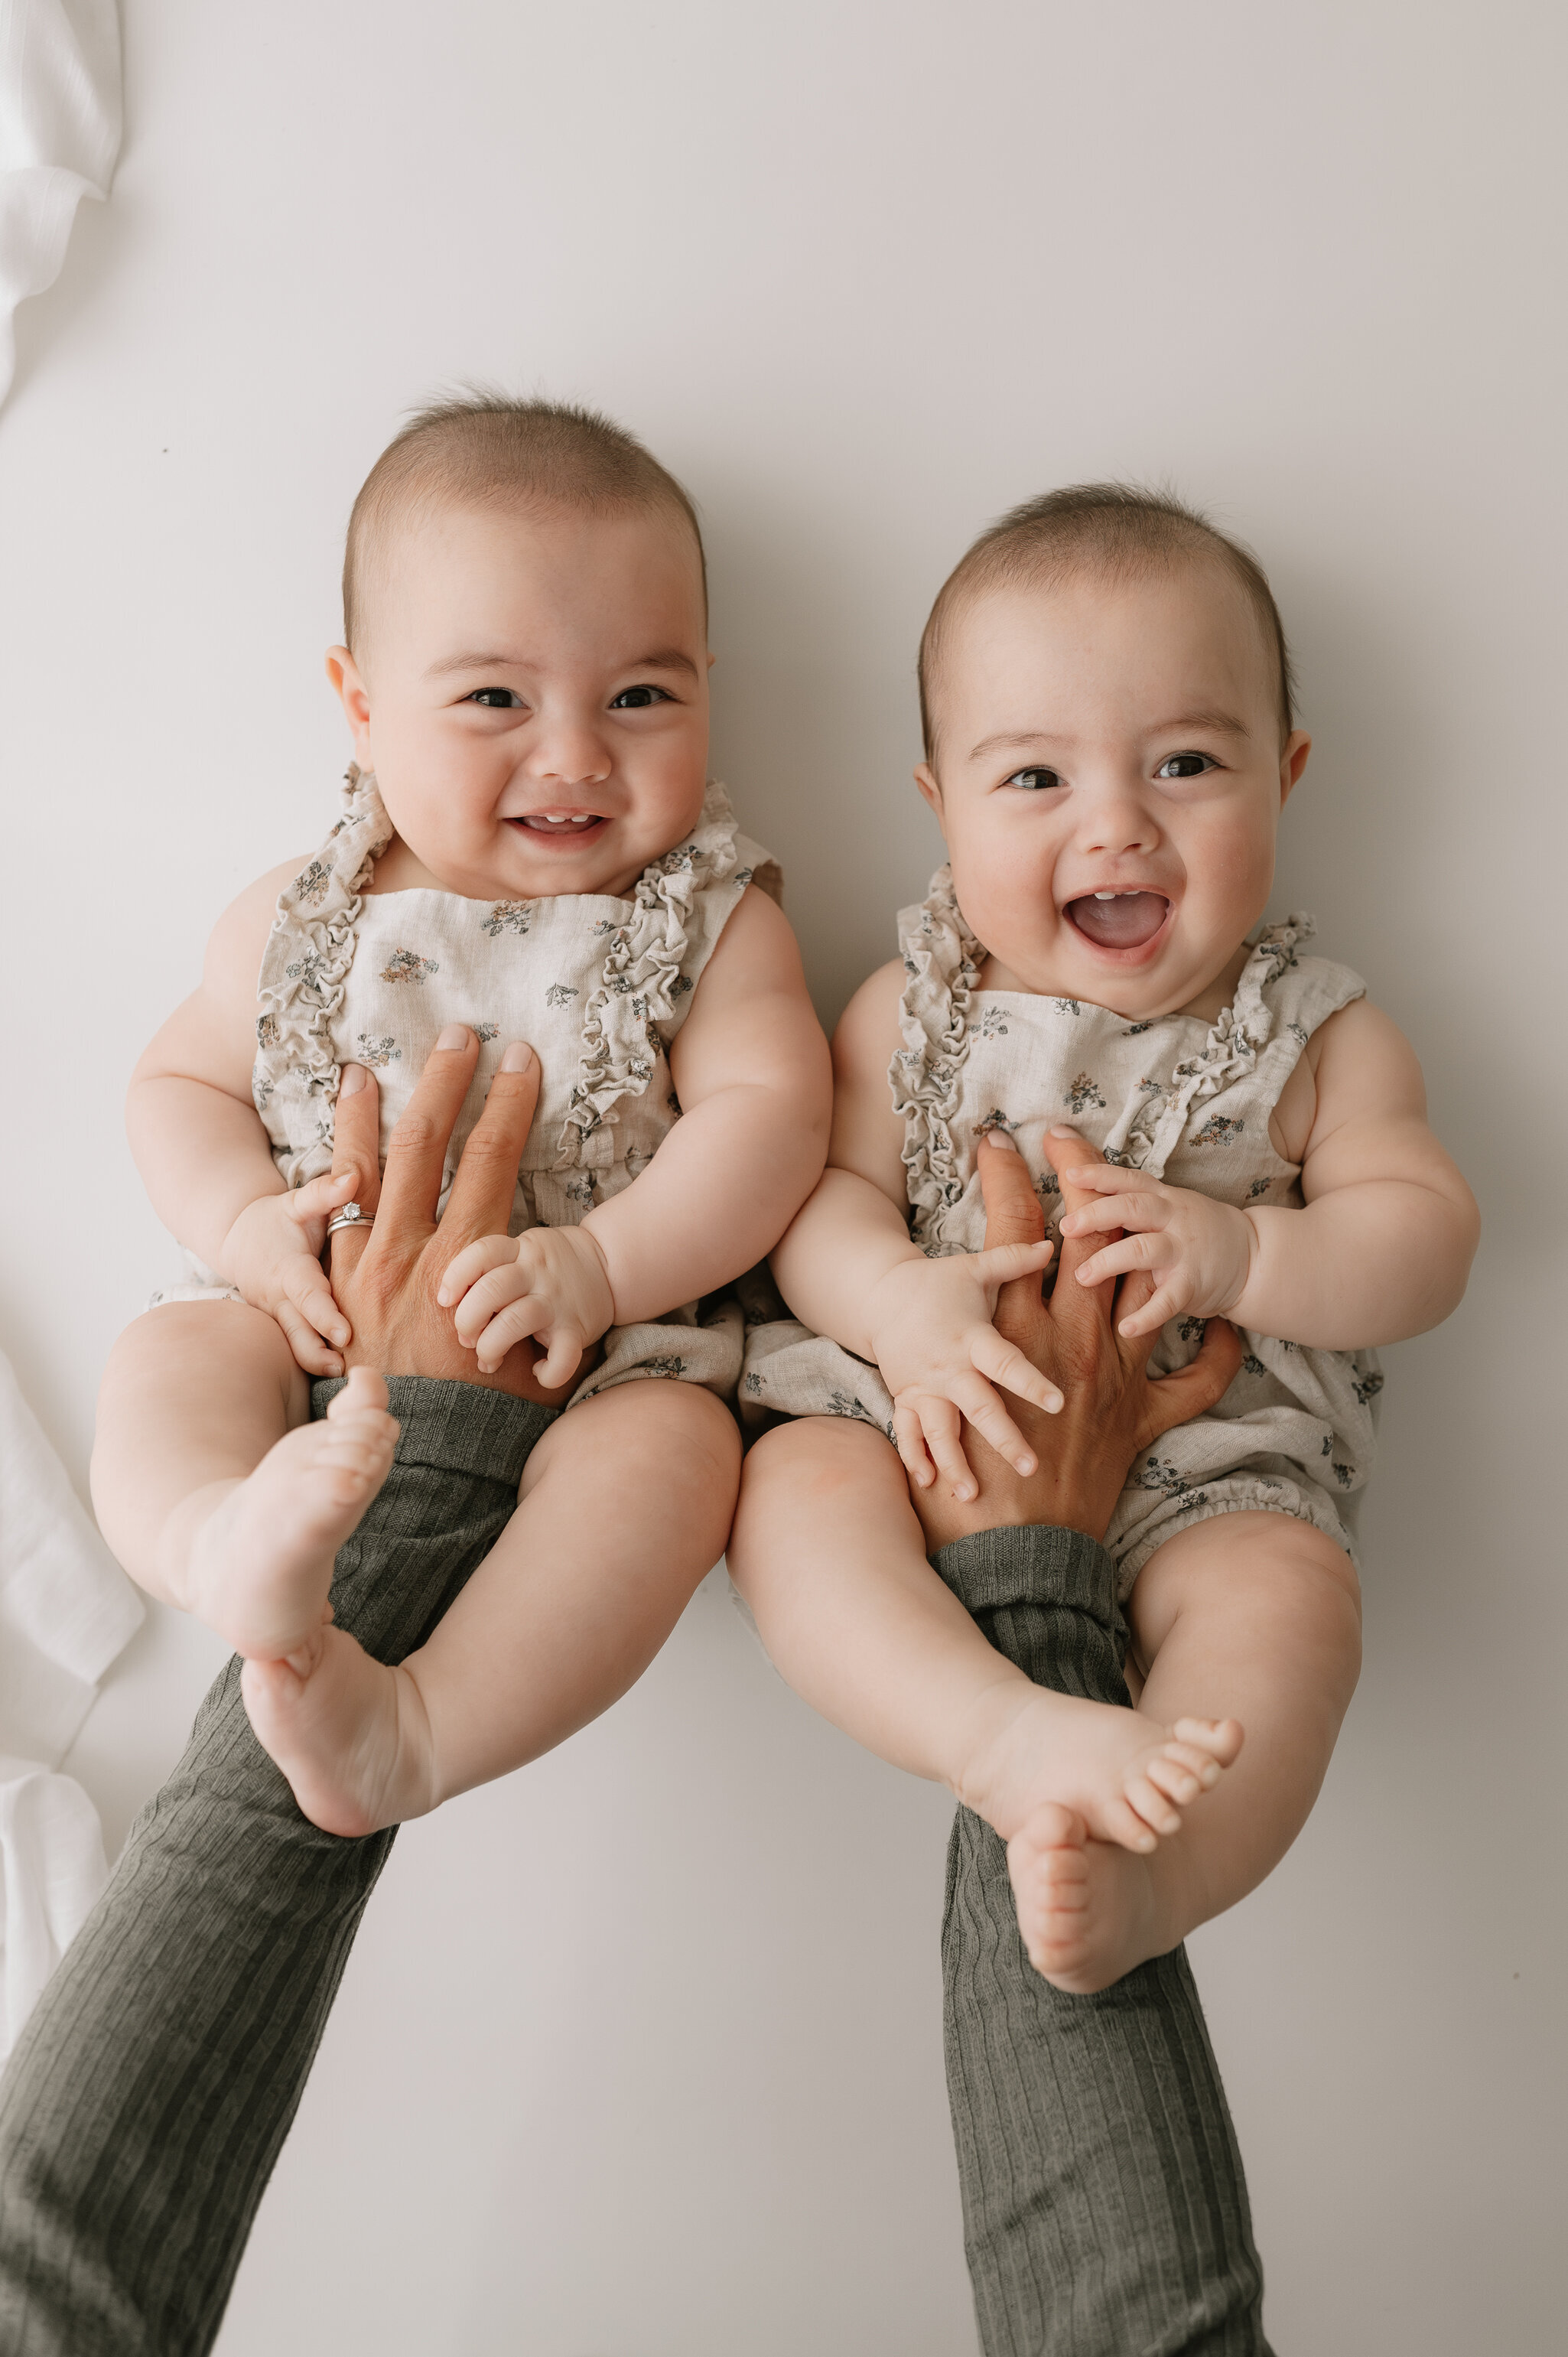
[932,1525,1272,2357]
[0,1379,553,2357]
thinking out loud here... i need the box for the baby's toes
[1144,1752,1207,1808]
[1173,1714,1245,1767]
[1122,1771,1183,1841]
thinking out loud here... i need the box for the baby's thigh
[730,1416,915,1586]
[1127,1508,1361,1672]
[519,1377,742,1554]
[96,1301,308,1467]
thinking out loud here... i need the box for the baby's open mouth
[1065,890,1171,951]
[506,813,607,840]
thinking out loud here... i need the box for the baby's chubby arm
[440,888,834,1382]
[127,860,360,1374]
[769,961,1060,1499]
[1062,998,1480,1347]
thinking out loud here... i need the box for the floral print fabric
[740,868,1381,1594]
[156,769,782,1411]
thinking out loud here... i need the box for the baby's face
[918,565,1311,1018]
[330,501,711,901]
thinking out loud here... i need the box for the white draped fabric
[0,0,121,405]
[0,1350,143,2054]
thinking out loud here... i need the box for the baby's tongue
[1067,892,1169,950]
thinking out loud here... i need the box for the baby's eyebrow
[621,647,700,679]
[425,649,522,677]
[423,646,701,681]
[1151,709,1251,738]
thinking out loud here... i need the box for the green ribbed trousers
[933,1525,1271,2355]
[0,1384,1267,2355]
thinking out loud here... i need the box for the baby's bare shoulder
[832,957,906,1086]
[1271,998,1425,1166]
[135,858,310,1096]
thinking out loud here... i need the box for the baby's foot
[183,1368,399,1659]
[959,1687,1243,1855]
[242,1631,437,1838]
[1007,1804,1186,1993]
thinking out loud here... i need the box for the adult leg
[935,1523,1272,2357]
[0,1376,553,2357]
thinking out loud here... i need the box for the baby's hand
[1057,1142,1254,1340]
[222,1171,360,1375]
[867,1241,1060,1500]
[438,1224,616,1385]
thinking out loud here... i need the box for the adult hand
[912,1127,1244,1552]
[324,1026,587,1408]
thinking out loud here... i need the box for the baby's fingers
[470,1294,549,1375]
[284,1168,359,1231]
[281,1263,350,1353]
[451,1261,535,1344]
[969,1239,1055,1295]
[1060,1191,1166,1239]
[1117,1277,1190,1340]
[946,1369,1037,1478]
[1072,1232,1169,1291]
[969,1328,1062,1417]
[438,1232,522,1308]
[916,1397,979,1500]
[275,1301,344,1379]
[892,1405,938,1491]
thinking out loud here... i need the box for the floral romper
[155,767,782,1409]
[740,865,1382,1597]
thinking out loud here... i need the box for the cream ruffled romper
[741,868,1383,1597]
[155,768,781,1408]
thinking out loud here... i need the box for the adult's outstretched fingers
[1043,1125,1121,1335]
[978,1131,1054,1345]
[977,1131,1047,1249]
[440,1040,540,1247]
[373,1025,480,1235]
[327,1063,382,1278]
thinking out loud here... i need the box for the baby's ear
[913,763,945,824]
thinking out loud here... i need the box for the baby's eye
[466,688,523,710]
[1155,752,1215,780]
[610,684,671,710]
[1003,767,1064,793]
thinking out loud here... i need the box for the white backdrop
[2,3,1563,2349]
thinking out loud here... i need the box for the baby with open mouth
[728,484,1479,1994]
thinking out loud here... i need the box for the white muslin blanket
[0,0,122,405]
[0,1349,143,2053]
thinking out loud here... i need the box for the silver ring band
[327,1203,372,1236]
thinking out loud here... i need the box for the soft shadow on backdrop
[1,4,1562,2351]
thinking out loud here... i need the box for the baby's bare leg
[92,1303,398,1655]
[727,1418,1240,1854]
[242,1379,740,1836]
[1010,1509,1361,1992]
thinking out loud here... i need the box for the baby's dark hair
[918,483,1296,760]
[343,392,705,650]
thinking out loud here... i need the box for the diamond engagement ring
[327,1202,372,1236]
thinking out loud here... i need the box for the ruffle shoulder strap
[1127,914,1365,1174]
[558,781,772,1165]
[888,864,984,1235]
[252,767,392,1183]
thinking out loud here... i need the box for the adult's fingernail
[338,1063,368,1097]
[985,1128,1019,1151]
[500,1040,534,1073]
[436,1024,470,1052]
